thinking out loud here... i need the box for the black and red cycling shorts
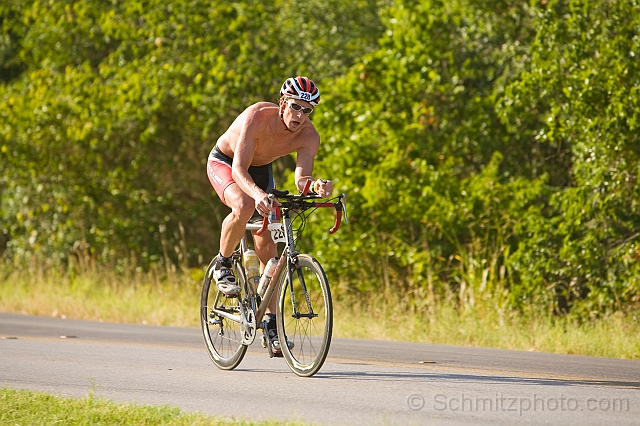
[206,145,275,206]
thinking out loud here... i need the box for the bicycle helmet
[280,76,320,106]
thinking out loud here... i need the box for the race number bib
[268,222,286,244]
[299,91,312,101]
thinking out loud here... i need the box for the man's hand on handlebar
[255,194,280,217]
[312,179,334,198]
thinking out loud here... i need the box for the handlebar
[255,183,347,236]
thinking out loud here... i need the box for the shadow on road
[309,370,640,390]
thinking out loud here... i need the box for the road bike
[200,180,348,377]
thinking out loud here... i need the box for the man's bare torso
[216,102,319,167]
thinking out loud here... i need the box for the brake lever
[339,193,349,224]
[301,178,313,196]
[256,195,277,236]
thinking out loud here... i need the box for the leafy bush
[1,0,639,318]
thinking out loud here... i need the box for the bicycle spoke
[277,254,332,377]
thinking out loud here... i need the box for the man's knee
[229,197,255,223]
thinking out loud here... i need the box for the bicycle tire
[200,257,248,370]
[276,254,333,377]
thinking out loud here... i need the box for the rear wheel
[276,254,333,377]
[200,257,248,370]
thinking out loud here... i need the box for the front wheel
[276,254,333,377]
[200,257,248,370]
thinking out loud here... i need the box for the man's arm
[231,108,273,215]
[294,144,317,192]
[294,135,334,197]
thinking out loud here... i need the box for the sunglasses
[288,100,314,115]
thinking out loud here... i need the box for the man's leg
[219,183,256,257]
[212,183,255,296]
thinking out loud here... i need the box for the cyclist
[206,76,334,354]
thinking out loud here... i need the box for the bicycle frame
[248,206,304,332]
[251,188,346,329]
[206,215,295,351]
[232,190,345,349]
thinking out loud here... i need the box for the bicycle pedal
[262,335,285,357]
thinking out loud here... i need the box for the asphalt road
[1,312,639,425]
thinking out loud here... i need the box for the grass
[1,266,639,360]
[336,293,640,359]
[0,387,307,426]
[0,266,200,326]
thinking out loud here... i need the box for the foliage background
[1,0,639,319]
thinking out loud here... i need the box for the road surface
[1,312,638,425]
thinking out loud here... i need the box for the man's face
[283,98,314,131]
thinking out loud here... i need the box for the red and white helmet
[280,76,321,106]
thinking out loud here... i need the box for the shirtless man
[206,76,334,353]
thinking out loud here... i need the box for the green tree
[310,0,640,316]
[503,0,640,316]
[0,0,388,269]
[309,0,542,307]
